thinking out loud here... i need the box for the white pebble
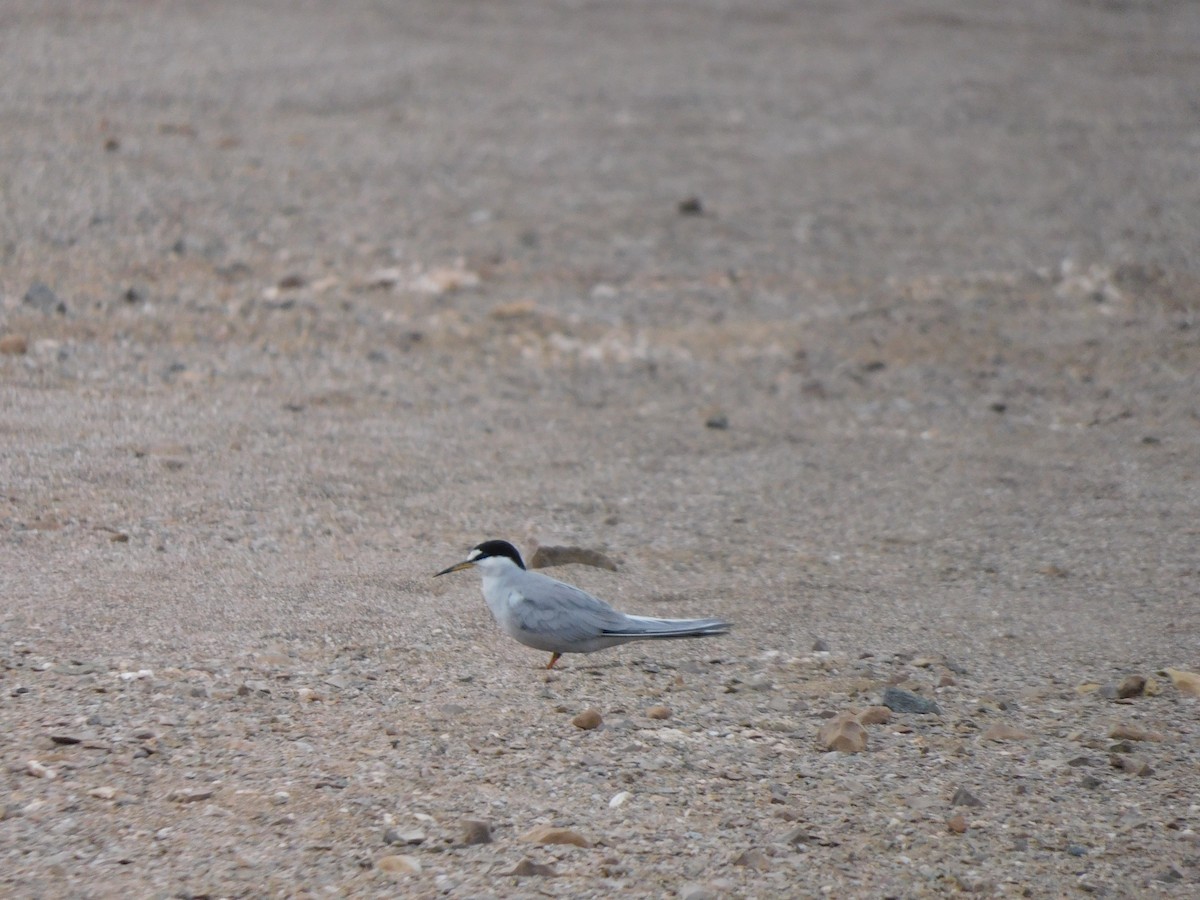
[26,760,55,780]
[609,791,631,808]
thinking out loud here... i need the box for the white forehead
[467,547,483,561]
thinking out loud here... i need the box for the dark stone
[951,786,984,808]
[882,687,941,715]
[24,282,66,315]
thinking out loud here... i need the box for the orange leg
[546,652,562,669]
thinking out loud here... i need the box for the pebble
[981,724,1031,742]
[731,848,770,870]
[812,638,830,651]
[1110,754,1153,776]
[56,661,105,676]
[817,713,868,753]
[1108,724,1164,742]
[572,709,603,730]
[882,687,941,715]
[646,705,672,720]
[460,819,493,845]
[385,828,426,845]
[947,815,968,834]
[857,706,892,726]
[409,264,480,295]
[26,760,56,780]
[88,786,118,800]
[488,299,539,319]
[1165,668,1200,697]
[1117,675,1146,698]
[49,733,87,745]
[521,824,592,848]
[507,858,557,877]
[376,854,421,875]
[745,673,774,691]
[679,883,720,900]
[23,282,66,315]
[0,334,28,355]
[951,787,984,808]
[609,791,631,808]
[167,787,216,803]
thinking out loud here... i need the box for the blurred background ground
[1,1,1199,896]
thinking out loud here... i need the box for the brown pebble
[856,706,892,726]
[0,334,28,355]
[731,848,770,870]
[488,299,539,320]
[572,709,603,730]
[817,712,868,753]
[1117,675,1146,699]
[460,818,493,845]
[938,674,957,687]
[646,705,672,720]
[981,724,1030,742]
[1165,668,1200,697]
[376,854,421,875]
[1108,724,1164,742]
[167,787,215,803]
[521,824,592,848]
[1110,754,1153,776]
[508,858,558,877]
[947,814,968,834]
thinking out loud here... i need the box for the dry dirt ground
[2,1,1199,897]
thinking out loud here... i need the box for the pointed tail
[602,615,731,641]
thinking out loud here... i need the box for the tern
[435,540,731,669]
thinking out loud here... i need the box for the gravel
[2,0,1199,897]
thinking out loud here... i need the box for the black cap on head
[471,540,526,570]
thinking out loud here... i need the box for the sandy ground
[2,1,1200,897]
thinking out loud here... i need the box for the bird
[435,539,731,669]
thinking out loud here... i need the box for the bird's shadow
[541,657,669,676]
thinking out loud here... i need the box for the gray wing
[510,571,627,646]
